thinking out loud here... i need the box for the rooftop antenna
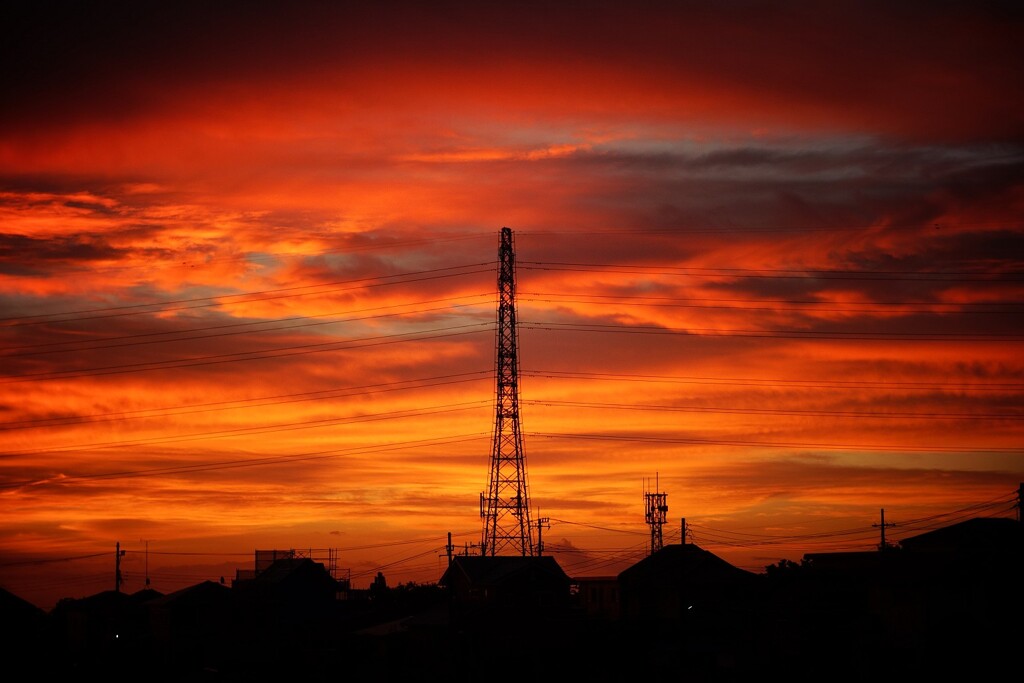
[480,227,535,556]
[644,473,668,555]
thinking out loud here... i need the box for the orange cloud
[1,1,1021,612]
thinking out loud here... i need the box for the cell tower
[644,474,668,555]
[480,227,535,556]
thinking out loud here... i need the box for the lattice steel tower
[644,473,668,555]
[480,227,535,556]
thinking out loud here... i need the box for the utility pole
[115,541,125,592]
[681,517,688,545]
[445,532,454,565]
[1017,483,1023,523]
[143,539,150,588]
[873,508,896,551]
[537,515,550,556]
[480,227,535,556]
[644,473,668,555]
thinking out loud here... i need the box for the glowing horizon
[1,1,1021,611]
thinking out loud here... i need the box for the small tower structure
[644,474,668,555]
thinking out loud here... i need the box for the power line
[3,496,1018,599]
[548,517,646,535]
[0,371,491,431]
[0,262,494,327]
[0,552,109,567]
[522,369,1024,392]
[1,322,492,383]
[523,398,1023,421]
[687,493,1019,550]
[516,221,1022,237]
[519,260,1023,282]
[520,320,1024,342]
[3,400,492,455]
[528,430,1020,454]
[520,291,1023,315]
[0,432,490,489]
[0,232,498,280]
[1,293,493,356]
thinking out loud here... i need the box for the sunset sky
[2,0,1022,611]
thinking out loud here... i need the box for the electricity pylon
[480,227,535,556]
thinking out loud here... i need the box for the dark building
[783,516,1024,678]
[618,542,758,622]
[439,555,572,613]
[571,574,620,620]
[616,542,763,676]
[0,585,46,670]
[233,556,340,606]
[437,555,580,681]
[45,588,160,672]
[145,579,234,674]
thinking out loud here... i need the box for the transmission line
[529,430,1020,454]
[0,432,490,489]
[523,398,1022,421]
[519,319,1024,342]
[520,291,1022,314]
[0,262,494,327]
[0,371,490,431]
[4,400,492,455]
[519,260,1023,282]
[1,293,492,356]
[1,322,491,383]
[522,369,1024,392]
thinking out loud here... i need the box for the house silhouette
[2,515,1020,680]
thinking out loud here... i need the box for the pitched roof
[899,516,1024,552]
[147,579,229,608]
[0,585,44,619]
[439,555,569,587]
[67,589,135,609]
[253,557,326,583]
[618,543,756,584]
[130,588,165,603]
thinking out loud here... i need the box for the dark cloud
[0,233,126,274]
[3,1,1021,142]
[499,141,1022,238]
[845,229,1024,273]
[1,0,1021,613]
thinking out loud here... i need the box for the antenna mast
[644,473,668,555]
[480,227,535,556]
